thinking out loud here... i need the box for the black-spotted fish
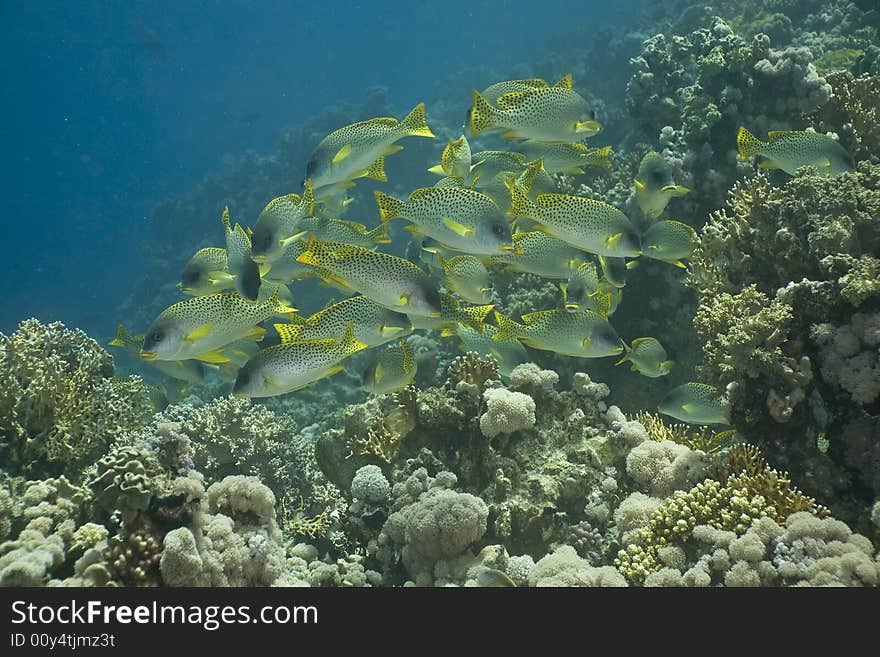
[262,239,314,282]
[305,103,434,199]
[296,237,442,317]
[179,247,232,296]
[737,126,853,176]
[108,324,207,384]
[454,323,528,378]
[642,220,696,268]
[292,216,391,248]
[428,135,472,180]
[470,75,600,143]
[634,152,689,218]
[361,339,417,395]
[469,151,527,187]
[250,182,315,264]
[520,142,613,174]
[408,293,493,334]
[488,231,587,279]
[493,309,623,358]
[506,174,641,258]
[436,253,493,304]
[277,295,412,347]
[141,291,294,363]
[221,206,261,301]
[375,187,514,255]
[658,382,728,425]
[616,337,674,378]
[233,322,366,398]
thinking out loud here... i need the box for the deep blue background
[1,1,641,335]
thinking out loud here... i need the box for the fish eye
[305,158,317,177]
[492,222,506,236]
[148,330,164,344]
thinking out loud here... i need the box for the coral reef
[0,319,151,481]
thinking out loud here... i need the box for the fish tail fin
[504,175,536,219]
[301,179,315,216]
[469,89,496,136]
[398,102,434,138]
[341,321,368,356]
[492,310,521,341]
[374,191,406,222]
[295,235,326,266]
[268,287,297,315]
[463,303,495,332]
[366,221,392,244]
[553,73,573,89]
[592,146,614,169]
[274,322,302,345]
[401,338,416,373]
[108,323,135,348]
[737,126,763,159]
[517,158,545,194]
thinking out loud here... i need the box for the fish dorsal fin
[220,206,232,233]
[553,73,573,89]
[569,142,589,154]
[535,193,568,208]
[409,187,435,202]
[342,321,368,354]
[185,323,213,342]
[442,217,474,236]
[496,91,535,110]
[332,144,352,164]
[767,130,800,142]
[364,117,399,128]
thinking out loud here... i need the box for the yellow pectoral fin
[241,326,266,341]
[427,164,446,175]
[384,144,404,156]
[319,365,345,380]
[332,144,353,164]
[441,217,474,236]
[758,159,779,170]
[605,233,621,248]
[575,120,601,134]
[185,323,213,342]
[194,349,231,363]
[582,335,592,348]
[397,294,409,306]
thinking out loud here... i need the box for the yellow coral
[636,411,735,454]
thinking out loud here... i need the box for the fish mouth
[140,351,157,361]
[251,254,267,263]
[180,287,196,294]
[499,244,519,253]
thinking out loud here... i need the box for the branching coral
[0,319,151,481]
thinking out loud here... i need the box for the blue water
[1,1,643,335]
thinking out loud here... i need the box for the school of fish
[111,74,854,426]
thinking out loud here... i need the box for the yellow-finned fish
[291,216,391,248]
[250,182,315,263]
[658,382,728,425]
[469,150,557,208]
[179,247,233,296]
[295,237,442,317]
[520,142,613,174]
[488,230,587,279]
[436,252,493,304]
[277,295,412,347]
[506,170,641,258]
[262,239,314,282]
[454,323,528,378]
[470,75,600,143]
[233,322,366,398]
[409,293,493,334]
[108,324,207,384]
[375,187,514,256]
[305,103,434,199]
[492,309,623,358]
[642,220,696,268]
[616,337,674,378]
[361,339,417,395]
[221,206,261,301]
[737,126,853,176]
[140,291,294,363]
[469,151,527,187]
[634,152,689,219]
[428,135,472,179]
